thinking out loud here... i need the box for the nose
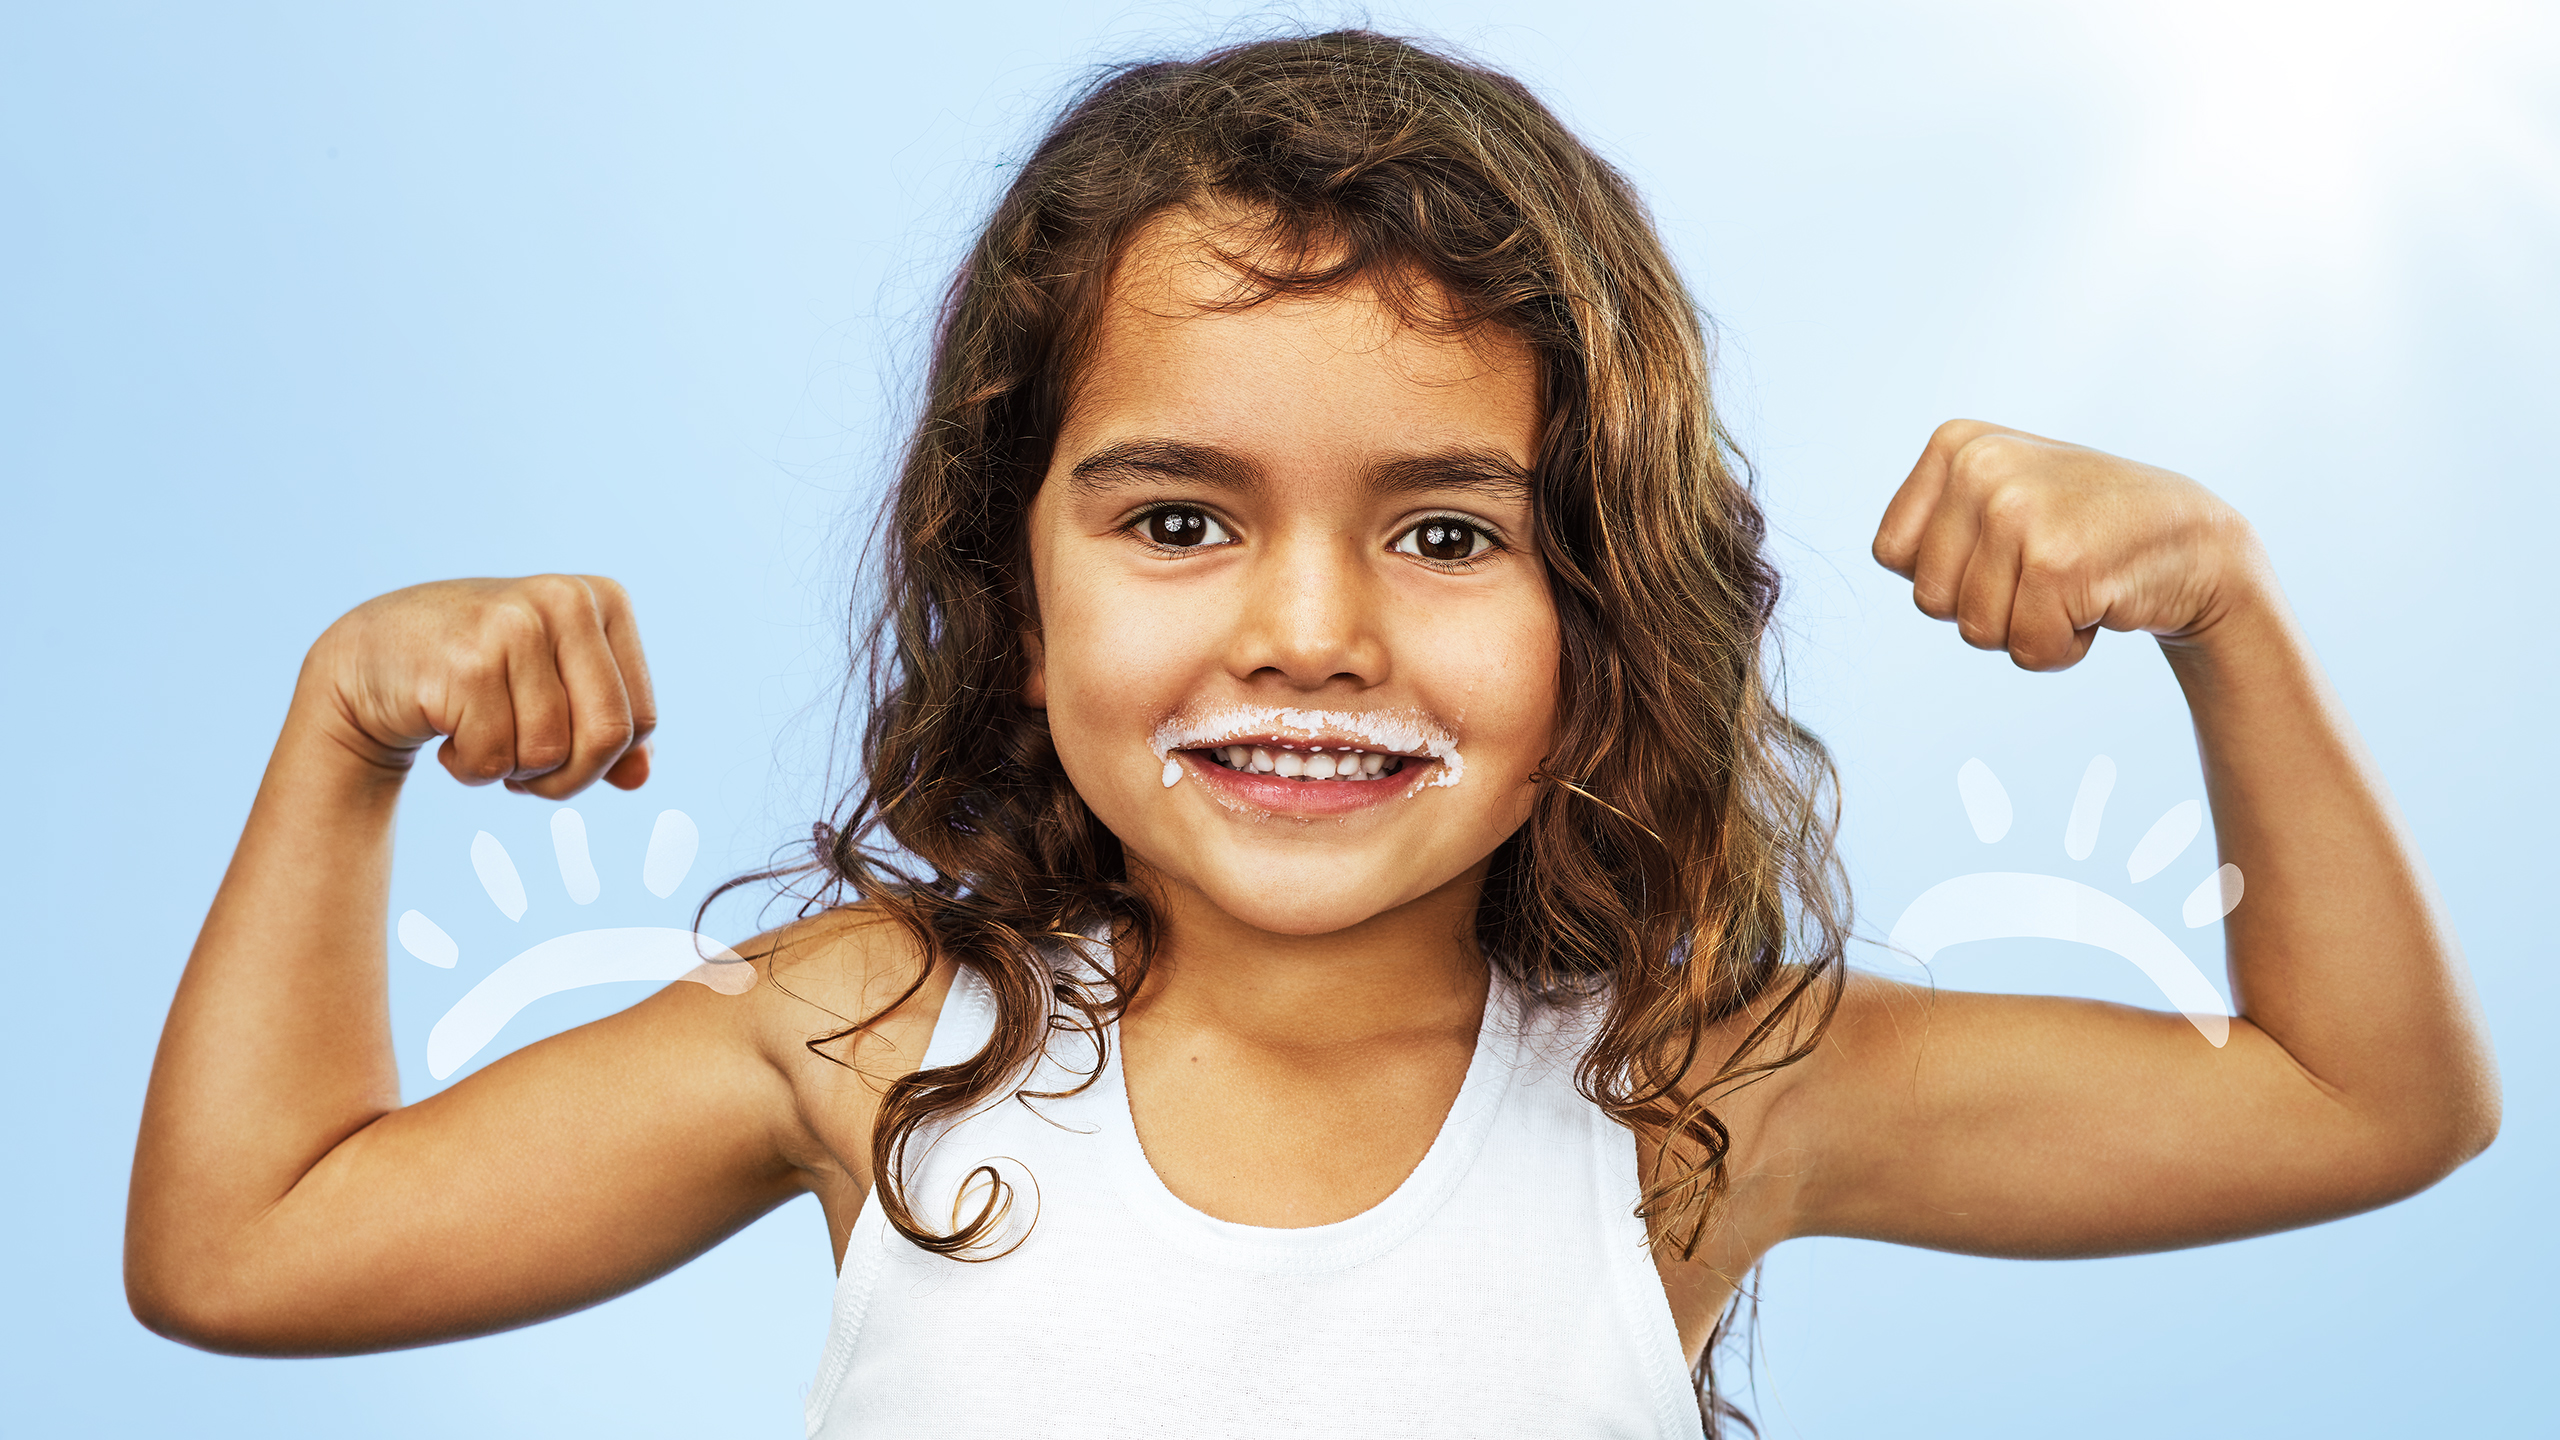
[1224,526,1388,692]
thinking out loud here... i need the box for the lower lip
[1176,751,1429,816]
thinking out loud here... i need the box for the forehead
[1055,209,1542,474]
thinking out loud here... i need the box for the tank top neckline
[1037,959,1529,1276]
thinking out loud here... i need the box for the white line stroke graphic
[398,807,751,1080]
[426,926,743,1080]
[1890,872,2230,1045]
[1888,756,2244,1047]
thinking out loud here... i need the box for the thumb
[602,740,652,791]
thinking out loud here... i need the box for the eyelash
[1125,504,1237,552]
[1390,513,1505,568]
[1121,505,1508,569]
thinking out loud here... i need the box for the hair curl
[726,30,1849,1433]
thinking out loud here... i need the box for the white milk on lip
[1150,705,1464,790]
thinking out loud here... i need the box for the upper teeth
[1207,745,1398,779]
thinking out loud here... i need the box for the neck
[1124,862,1491,1050]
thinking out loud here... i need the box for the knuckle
[1931,418,1986,450]
[482,598,546,646]
[1980,483,2038,528]
[526,573,592,610]
[2020,543,2080,586]
[1952,431,2022,482]
[443,640,504,687]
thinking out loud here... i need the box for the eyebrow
[1068,438,1257,494]
[1364,449,1534,505]
[1066,438,1533,505]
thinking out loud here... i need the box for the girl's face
[1024,215,1559,938]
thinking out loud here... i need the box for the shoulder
[1726,965,1929,1165]
[725,902,959,1193]
[1637,961,1885,1253]
[1628,966,1958,1366]
[739,902,952,1059]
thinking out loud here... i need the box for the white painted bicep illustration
[395,807,753,1081]
[1887,756,2244,1046]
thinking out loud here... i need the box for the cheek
[1040,576,1196,757]
[1420,589,1562,761]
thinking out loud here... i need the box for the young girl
[126,31,2498,1437]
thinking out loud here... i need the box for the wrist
[2155,529,2298,684]
[287,635,423,790]
[2158,503,2272,634]
[280,701,417,802]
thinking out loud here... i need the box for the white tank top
[803,958,1704,1439]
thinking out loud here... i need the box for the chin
[1195,886,1398,937]
[1158,842,1461,937]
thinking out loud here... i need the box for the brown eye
[1140,507,1230,548]
[1393,517,1495,563]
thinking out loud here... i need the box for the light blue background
[5,2,2552,1434]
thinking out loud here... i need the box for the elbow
[2440,1079,2502,1172]
[128,1282,320,1358]
[2428,1006,2507,1175]
[127,1261,253,1355]
[126,1265,233,1353]
[2423,1054,2504,1179]
[125,1242,292,1356]
[128,1238,413,1358]
[2360,1076,2502,1206]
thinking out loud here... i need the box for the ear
[1020,627,1048,709]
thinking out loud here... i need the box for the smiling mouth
[1150,705,1466,790]
[1190,742,1414,781]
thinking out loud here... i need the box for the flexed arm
[126,577,811,1353]
[1771,422,2499,1255]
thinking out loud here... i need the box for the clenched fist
[1873,420,2270,671]
[302,575,656,798]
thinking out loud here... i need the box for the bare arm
[126,577,821,1353]
[1770,423,2499,1255]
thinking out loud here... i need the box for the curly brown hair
[734,29,1849,1432]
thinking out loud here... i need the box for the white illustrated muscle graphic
[470,830,528,920]
[1890,872,2230,1045]
[551,807,601,904]
[2127,800,2203,883]
[642,809,699,899]
[1956,758,2013,843]
[2183,863,2245,929]
[427,926,743,1079]
[1890,757,2244,1046]
[400,806,753,1080]
[397,909,458,969]
[2062,755,2116,861]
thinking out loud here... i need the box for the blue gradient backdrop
[5,2,2552,1434]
